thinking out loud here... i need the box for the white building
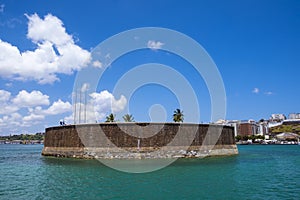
[270,114,286,121]
[288,113,300,119]
[226,120,240,137]
[257,121,269,135]
[214,119,240,137]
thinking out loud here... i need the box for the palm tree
[173,109,184,122]
[123,114,134,122]
[105,113,115,122]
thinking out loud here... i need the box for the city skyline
[0,0,300,135]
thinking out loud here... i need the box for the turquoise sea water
[0,145,299,200]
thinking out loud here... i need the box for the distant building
[288,113,300,119]
[270,114,286,121]
[225,120,240,137]
[214,119,240,137]
[238,120,259,136]
[257,121,269,135]
[215,119,269,136]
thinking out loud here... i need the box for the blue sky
[0,0,299,135]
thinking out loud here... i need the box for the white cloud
[66,103,100,124]
[0,88,127,133]
[68,90,127,124]
[0,18,22,29]
[147,40,164,50]
[43,99,72,115]
[0,13,90,84]
[0,113,22,130]
[80,83,90,92]
[0,89,72,133]
[0,4,4,13]
[0,90,11,102]
[0,90,18,115]
[265,91,273,95]
[5,82,12,87]
[12,90,50,107]
[23,113,45,122]
[26,13,72,46]
[252,88,274,96]
[92,60,103,68]
[90,90,127,114]
[0,105,19,115]
[252,88,259,94]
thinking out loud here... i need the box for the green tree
[235,135,242,141]
[173,109,184,122]
[105,113,116,122]
[256,135,265,140]
[123,114,134,122]
[242,135,249,141]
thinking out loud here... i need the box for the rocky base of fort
[42,145,238,159]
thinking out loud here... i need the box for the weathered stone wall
[42,123,238,158]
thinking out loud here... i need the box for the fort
[42,123,238,159]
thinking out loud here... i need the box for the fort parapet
[42,123,238,159]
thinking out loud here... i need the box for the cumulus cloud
[0,89,72,133]
[0,13,91,84]
[0,90,18,115]
[0,89,127,133]
[0,90,11,102]
[43,99,72,115]
[68,90,127,124]
[90,90,127,113]
[26,13,72,45]
[0,113,22,130]
[147,40,164,50]
[23,113,45,122]
[252,88,259,94]
[12,90,50,107]
[92,60,103,68]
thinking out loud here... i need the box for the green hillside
[270,124,300,135]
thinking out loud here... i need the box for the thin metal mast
[79,90,82,124]
[74,90,77,124]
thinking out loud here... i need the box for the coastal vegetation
[235,134,265,142]
[0,132,44,141]
[104,109,184,123]
[122,114,134,122]
[270,124,300,135]
[105,113,116,122]
[173,109,184,122]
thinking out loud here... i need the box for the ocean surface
[0,144,299,200]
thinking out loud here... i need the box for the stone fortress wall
[42,123,238,159]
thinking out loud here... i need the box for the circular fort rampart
[42,123,238,159]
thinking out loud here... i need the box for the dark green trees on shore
[105,113,116,122]
[122,114,134,122]
[0,132,44,141]
[173,109,184,122]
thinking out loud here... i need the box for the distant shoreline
[0,140,43,145]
